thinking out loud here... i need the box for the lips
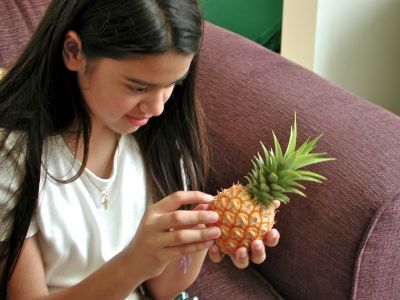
[126,115,149,127]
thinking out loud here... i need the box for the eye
[165,82,176,88]
[167,80,183,88]
[131,86,148,94]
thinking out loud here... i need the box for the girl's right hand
[123,191,221,280]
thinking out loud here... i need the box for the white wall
[281,0,400,115]
[281,0,318,70]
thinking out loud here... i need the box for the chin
[121,126,140,135]
[111,121,143,135]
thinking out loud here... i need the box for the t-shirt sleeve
[0,131,39,241]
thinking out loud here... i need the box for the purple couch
[1,1,400,299]
[189,23,400,300]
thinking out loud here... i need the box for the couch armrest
[195,23,400,299]
[353,194,400,299]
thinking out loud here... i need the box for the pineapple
[210,114,335,254]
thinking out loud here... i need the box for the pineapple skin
[210,184,276,254]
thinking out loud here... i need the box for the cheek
[113,97,138,112]
[79,72,125,110]
[83,88,129,118]
[110,93,147,119]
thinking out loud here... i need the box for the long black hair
[0,0,208,296]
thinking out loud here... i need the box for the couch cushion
[187,258,283,300]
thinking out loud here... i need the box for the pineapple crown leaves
[244,113,335,206]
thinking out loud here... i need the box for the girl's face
[76,52,194,135]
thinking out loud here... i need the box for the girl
[0,0,280,299]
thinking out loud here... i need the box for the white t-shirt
[1,133,148,299]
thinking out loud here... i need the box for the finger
[165,240,215,258]
[155,191,215,212]
[250,240,266,264]
[264,228,280,247]
[231,247,249,269]
[161,226,221,247]
[273,200,281,209]
[208,244,225,263]
[192,203,211,211]
[157,210,219,230]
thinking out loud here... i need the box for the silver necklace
[83,136,121,210]
[85,174,112,210]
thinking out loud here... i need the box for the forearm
[145,249,208,300]
[36,250,145,300]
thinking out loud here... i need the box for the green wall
[199,0,283,52]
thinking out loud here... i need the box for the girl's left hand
[208,200,281,269]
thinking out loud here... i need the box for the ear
[62,31,85,71]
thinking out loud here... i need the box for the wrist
[116,248,148,285]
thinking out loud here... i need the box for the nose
[139,87,172,117]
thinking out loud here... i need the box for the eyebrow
[124,70,189,87]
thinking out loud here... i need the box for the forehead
[92,52,194,85]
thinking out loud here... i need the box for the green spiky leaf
[246,113,335,206]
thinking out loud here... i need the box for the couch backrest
[0,0,50,67]
[197,23,400,299]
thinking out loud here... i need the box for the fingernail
[208,212,219,223]
[255,242,264,251]
[205,194,215,201]
[205,240,215,248]
[270,229,278,239]
[207,227,221,238]
[266,229,279,247]
[210,245,219,253]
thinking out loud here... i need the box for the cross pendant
[102,191,109,210]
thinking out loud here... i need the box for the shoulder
[0,130,27,180]
[0,130,27,240]
[0,129,26,170]
[0,129,26,148]
[0,68,6,79]
[0,129,26,188]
